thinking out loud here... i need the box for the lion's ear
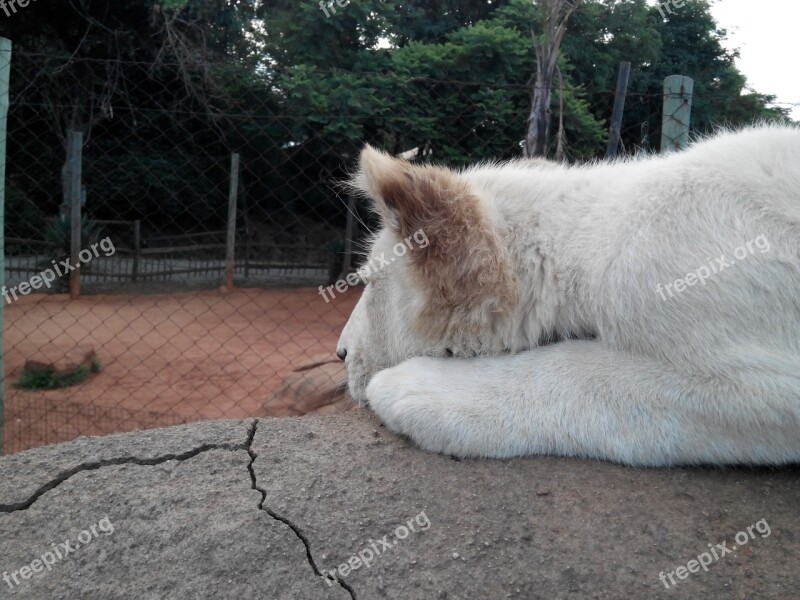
[351,144,409,231]
[352,144,475,239]
[352,144,518,340]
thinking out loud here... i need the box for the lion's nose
[336,348,347,361]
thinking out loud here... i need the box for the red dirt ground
[3,287,361,453]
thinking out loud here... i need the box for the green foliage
[268,0,606,162]
[3,0,792,239]
[265,0,789,165]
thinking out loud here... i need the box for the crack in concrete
[1,419,356,598]
[245,420,357,600]
[0,421,257,513]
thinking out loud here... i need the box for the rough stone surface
[253,412,800,600]
[1,413,798,599]
[23,345,97,378]
[0,419,251,510]
[0,420,347,600]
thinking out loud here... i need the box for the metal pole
[225,153,240,291]
[0,37,11,455]
[341,195,356,279]
[606,61,631,159]
[68,130,83,299]
[132,220,141,283]
[240,170,250,280]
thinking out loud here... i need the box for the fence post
[660,75,694,153]
[68,130,83,299]
[225,153,240,292]
[606,61,631,159]
[132,220,141,282]
[341,195,356,280]
[0,37,11,455]
[241,171,250,280]
[244,236,250,280]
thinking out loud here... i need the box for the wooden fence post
[68,130,83,299]
[661,75,694,153]
[0,37,11,455]
[606,61,631,159]
[225,153,240,291]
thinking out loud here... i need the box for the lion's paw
[366,359,502,457]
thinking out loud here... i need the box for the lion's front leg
[365,340,800,466]
[366,355,528,458]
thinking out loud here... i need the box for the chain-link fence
[2,48,684,454]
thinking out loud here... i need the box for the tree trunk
[60,159,70,218]
[526,68,553,157]
[523,0,580,158]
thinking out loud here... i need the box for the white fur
[338,125,800,466]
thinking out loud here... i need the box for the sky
[705,0,798,120]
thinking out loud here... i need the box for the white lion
[337,125,800,466]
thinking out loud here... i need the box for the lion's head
[337,146,519,403]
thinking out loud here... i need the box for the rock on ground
[23,345,97,378]
[0,412,798,599]
[260,355,354,417]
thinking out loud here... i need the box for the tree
[562,0,791,154]
[525,0,580,157]
[1,0,268,231]
[1,0,791,244]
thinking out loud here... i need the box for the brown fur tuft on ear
[351,145,402,224]
[353,145,518,348]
